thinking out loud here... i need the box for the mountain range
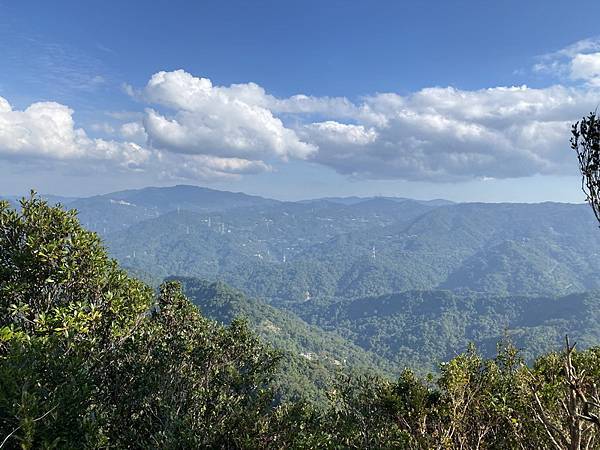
[4,184,599,376]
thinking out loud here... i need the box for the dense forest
[15,183,600,375]
[4,195,600,448]
[77,189,600,300]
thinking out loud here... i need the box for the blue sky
[1,0,600,201]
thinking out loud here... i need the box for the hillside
[9,192,600,448]
[70,184,279,233]
[299,202,600,297]
[288,289,600,372]
[103,195,438,298]
[175,277,395,404]
[8,186,600,374]
[177,276,600,376]
[93,189,600,300]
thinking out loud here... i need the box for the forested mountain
[31,184,597,378]
[299,202,600,297]
[101,193,439,297]
[172,275,600,376]
[7,195,600,448]
[81,187,600,301]
[175,277,395,404]
[7,186,600,373]
[288,289,600,372]
[70,185,279,233]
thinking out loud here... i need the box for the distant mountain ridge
[97,190,600,301]
[4,185,594,301]
[299,195,454,207]
[77,184,279,212]
[67,185,280,233]
[5,184,600,376]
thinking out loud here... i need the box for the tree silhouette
[571,112,600,225]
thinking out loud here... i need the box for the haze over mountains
[49,184,598,297]
[5,185,600,375]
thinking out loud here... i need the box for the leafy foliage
[0,195,280,448]
[6,194,600,448]
[572,112,600,225]
[175,277,395,406]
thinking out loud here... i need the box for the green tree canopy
[0,195,280,449]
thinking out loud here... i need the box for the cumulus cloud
[141,70,316,160]
[130,68,597,182]
[571,52,600,85]
[120,121,148,144]
[0,96,270,181]
[305,84,598,181]
[304,121,378,145]
[0,96,148,168]
[534,37,600,86]
[156,153,272,181]
[3,55,600,184]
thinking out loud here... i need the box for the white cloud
[306,84,597,181]
[141,70,316,160]
[534,37,600,86]
[0,97,147,168]
[268,94,387,126]
[120,121,147,144]
[537,37,600,63]
[0,95,272,182]
[156,153,272,181]
[135,69,578,182]
[304,121,378,145]
[4,56,600,185]
[571,52,600,85]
